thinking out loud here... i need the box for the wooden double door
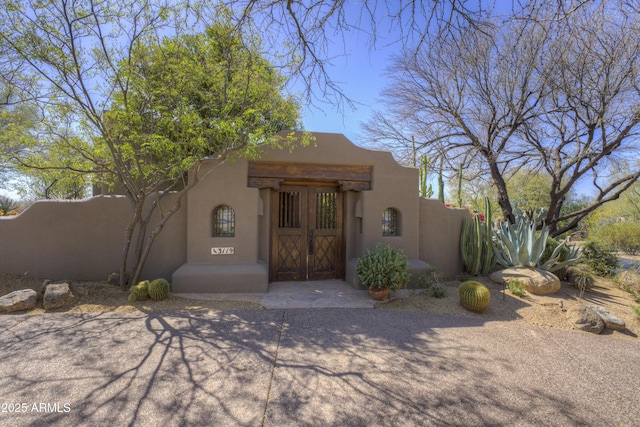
[270,184,344,281]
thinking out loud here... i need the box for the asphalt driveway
[1,309,639,426]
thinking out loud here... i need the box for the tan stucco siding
[186,159,261,265]
[0,195,186,281]
[418,198,468,278]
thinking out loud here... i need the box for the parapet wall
[0,195,186,281]
[418,199,468,278]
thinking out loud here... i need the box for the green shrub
[596,221,640,255]
[566,266,594,297]
[457,274,471,283]
[541,237,569,265]
[458,281,491,313]
[633,306,640,320]
[430,282,447,298]
[581,241,619,277]
[507,279,526,298]
[148,278,170,301]
[414,269,447,298]
[617,270,640,298]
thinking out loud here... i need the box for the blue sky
[296,43,391,147]
[289,5,408,148]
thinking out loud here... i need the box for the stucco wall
[418,198,468,278]
[1,132,468,289]
[0,195,186,281]
[258,132,420,259]
[185,158,261,265]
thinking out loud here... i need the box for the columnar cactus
[458,281,491,313]
[460,197,496,276]
[148,278,170,301]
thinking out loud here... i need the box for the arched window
[212,205,235,237]
[382,208,400,236]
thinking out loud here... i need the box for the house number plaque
[211,247,234,255]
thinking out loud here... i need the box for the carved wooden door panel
[270,185,343,281]
[308,186,343,280]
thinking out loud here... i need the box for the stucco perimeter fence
[418,198,469,278]
[1,195,469,285]
[0,195,186,282]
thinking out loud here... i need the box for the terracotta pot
[369,286,390,300]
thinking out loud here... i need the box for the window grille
[315,192,337,229]
[212,205,235,237]
[279,191,301,228]
[382,208,399,236]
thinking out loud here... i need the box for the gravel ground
[380,274,640,341]
[2,269,639,340]
[0,273,262,313]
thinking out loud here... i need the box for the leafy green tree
[104,24,300,283]
[0,89,36,186]
[1,93,93,199]
[1,2,300,286]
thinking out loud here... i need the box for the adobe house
[0,132,469,292]
[171,132,468,292]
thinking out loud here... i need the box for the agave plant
[0,196,17,216]
[493,211,581,272]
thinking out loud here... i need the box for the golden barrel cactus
[458,281,491,313]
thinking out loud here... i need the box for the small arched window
[212,205,235,237]
[382,208,400,236]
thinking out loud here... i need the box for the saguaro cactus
[437,157,445,203]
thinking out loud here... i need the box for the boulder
[108,272,129,287]
[0,289,38,313]
[43,282,75,310]
[490,267,561,295]
[566,304,604,334]
[587,305,626,331]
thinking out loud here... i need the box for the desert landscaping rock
[107,272,130,286]
[566,304,605,334]
[490,267,561,295]
[0,289,38,312]
[43,282,75,310]
[587,305,626,331]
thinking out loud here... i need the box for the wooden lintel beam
[248,162,372,183]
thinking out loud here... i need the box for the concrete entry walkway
[175,280,379,309]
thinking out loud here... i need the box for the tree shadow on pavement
[1,309,639,426]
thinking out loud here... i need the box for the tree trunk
[487,159,514,223]
[119,196,145,289]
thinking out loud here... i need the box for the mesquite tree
[363,0,640,236]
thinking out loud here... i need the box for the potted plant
[356,243,410,300]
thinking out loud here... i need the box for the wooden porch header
[248,161,372,191]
